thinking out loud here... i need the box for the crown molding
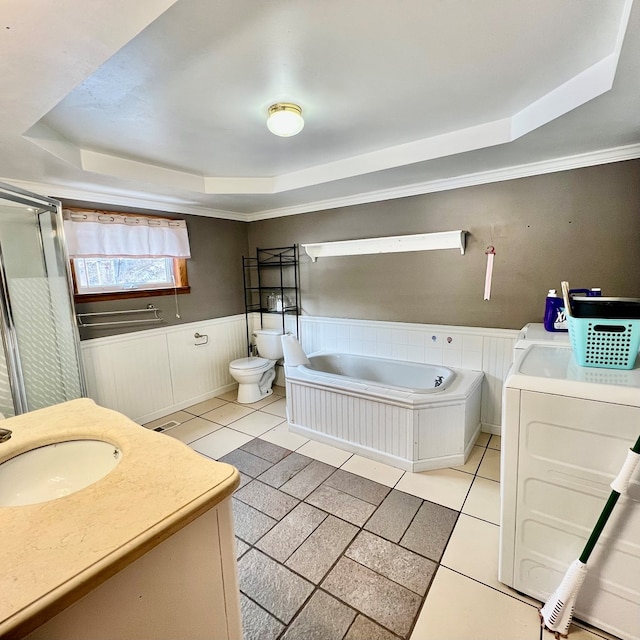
[0,178,247,221]
[245,143,640,221]
[2,143,639,223]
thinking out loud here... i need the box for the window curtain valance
[62,210,191,258]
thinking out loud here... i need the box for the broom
[539,434,640,638]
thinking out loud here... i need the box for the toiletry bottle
[543,289,568,332]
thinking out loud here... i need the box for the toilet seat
[229,356,272,372]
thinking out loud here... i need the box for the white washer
[512,322,570,362]
[500,344,640,640]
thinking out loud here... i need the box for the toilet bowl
[229,329,284,403]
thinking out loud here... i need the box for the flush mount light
[267,103,304,137]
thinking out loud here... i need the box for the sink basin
[0,439,122,507]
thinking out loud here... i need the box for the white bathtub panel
[415,405,465,459]
[465,381,483,445]
[289,383,411,459]
[82,333,172,422]
[365,398,411,459]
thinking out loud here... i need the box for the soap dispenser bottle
[543,289,568,332]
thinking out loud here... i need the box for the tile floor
[145,388,621,640]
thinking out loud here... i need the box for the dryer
[500,344,640,640]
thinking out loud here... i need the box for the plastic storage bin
[566,315,640,369]
[561,282,640,369]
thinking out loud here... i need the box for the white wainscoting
[299,316,518,434]
[80,312,517,431]
[81,315,246,424]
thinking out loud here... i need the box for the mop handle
[579,434,640,564]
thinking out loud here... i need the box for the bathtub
[299,353,456,394]
[285,352,484,472]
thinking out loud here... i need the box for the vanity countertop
[0,398,239,638]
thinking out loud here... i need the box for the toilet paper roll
[281,334,310,366]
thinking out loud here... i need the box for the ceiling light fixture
[267,103,304,137]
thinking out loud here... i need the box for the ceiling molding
[245,143,640,221]
[0,178,247,221]
[3,143,639,223]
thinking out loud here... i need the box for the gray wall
[248,160,640,330]
[64,159,640,338]
[64,201,248,339]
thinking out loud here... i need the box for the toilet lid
[230,356,270,371]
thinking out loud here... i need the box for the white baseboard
[134,383,238,425]
[481,423,501,436]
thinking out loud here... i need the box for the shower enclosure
[0,182,85,418]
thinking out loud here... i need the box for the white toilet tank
[254,329,284,360]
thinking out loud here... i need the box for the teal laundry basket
[566,315,640,369]
[561,281,640,369]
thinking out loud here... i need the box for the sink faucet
[0,428,12,442]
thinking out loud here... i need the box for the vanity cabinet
[0,399,242,640]
[25,501,241,640]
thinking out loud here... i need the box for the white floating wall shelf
[302,230,466,262]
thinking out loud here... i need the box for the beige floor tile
[477,447,501,482]
[183,397,228,415]
[190,427,254,460]
[165,416,222,444]
[227,411,285,437]
[451,445,484,475]
[340,454,404,488]
[441,514,539,606]
[239,393,284,410]
[259,422,310,450]
[395,468,473,511]
[272,384,286,397]
[488,435,502,450]
[201,403,255,426]
[556,622,622,640]
[216,390,239,402]
[475,432,491,447]
[143,411,195,429]
[260,397,288,418]
[296,440,352,468]
[462,476,500,524]
[410,567,542,640]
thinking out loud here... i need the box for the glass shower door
[0,182,85,416]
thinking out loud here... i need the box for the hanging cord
[174,286,181,318]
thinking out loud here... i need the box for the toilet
[229,329,284,404]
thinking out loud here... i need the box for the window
[64,209,191,302]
